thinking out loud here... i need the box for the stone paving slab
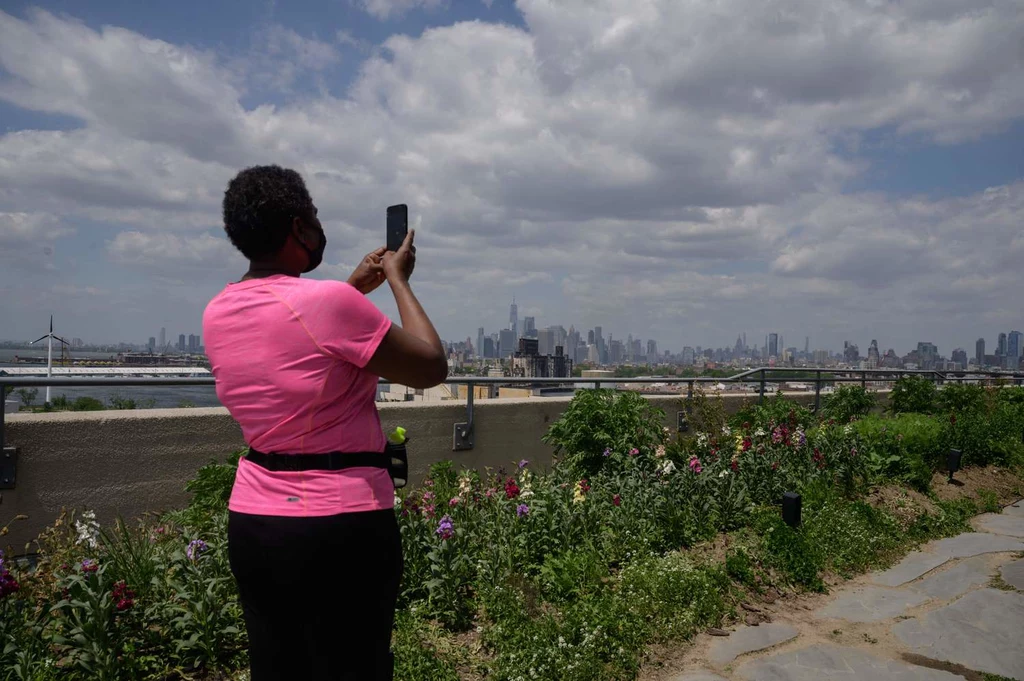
[893,588,1024,680]
[927,532,1024,559]
[666,672,727,681]
[871,552,950,587]
[708,623,799,666]
[1000,558,1024,590]
[975,512,1024,538]
[735,643,965,681]
[909,555,993,600]
[815,585,929,622]
[1003,500,1024,518]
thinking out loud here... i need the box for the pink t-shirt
[202,275,393,517]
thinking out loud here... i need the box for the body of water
[1,349,221,409]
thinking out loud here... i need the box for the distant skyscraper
[998,332,1007,357]
[524,317,537,338]
[917,342,938,370]
[177,334,186,352]
[976,338,986,366]
[148,337,156,353]
[587,329,595,345]
[509,298,518,341]
[768,333,778,358]
[477,328,485,358]
[647,339,658,364]
[499,328,515,358]
[1008,331,1022,362]
[951,348,968,368]
[804,336,810,354]
[537,328,555,356]
[867,339,880,367]
[159,327,166,349]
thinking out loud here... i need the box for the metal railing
[3,367,1024,458]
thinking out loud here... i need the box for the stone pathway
[663,500,1024,681]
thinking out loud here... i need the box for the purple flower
[516,504,530,517]
[186,539,208,561]
[603,448,612,457]
[435,515,454,540]
[81,558,99,573]
[518,459,529,469]
[0,551,18,599]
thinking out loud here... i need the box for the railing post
[759,369,766,405]
[861,371,866,389]
[814,370,821,414]
[0,381,6,453]
[453,382,475,451]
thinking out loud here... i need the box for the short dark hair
[222,165,314,260]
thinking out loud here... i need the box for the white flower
[658,459,676,475]
[843,424,853,435]
[754,428,766,437]
[718,469,730,478]
[74,510,100,549]
[696,433,709,447]
[721,425,732,436]
[655,445,666,458]
[458,475,473,496]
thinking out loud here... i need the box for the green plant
[543,389,667,476]
[98,518,161,601]
[725,548,756,586]
[937,384,988,415]
[15,389,37,409]
[978,489,1001,514]
[822,385,875,423]
[731,392,814,432]
[890,376,937,415]
[107,394,137,410]
[70,396,105,412]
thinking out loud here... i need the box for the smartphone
[386,204,408,252]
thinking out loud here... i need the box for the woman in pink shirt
[203,165,447,681]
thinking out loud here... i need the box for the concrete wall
[1,390,828,552]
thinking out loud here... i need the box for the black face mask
[300,228,326,273]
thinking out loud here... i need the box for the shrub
[731,392,814,433]
[890,376,937,414]
[936,384,988,415]
[854,415,935,491]
[543,389,667,476]
[822,385,875,423]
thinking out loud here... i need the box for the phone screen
[387,204,408,252]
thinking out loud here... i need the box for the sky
[0,0,1022,356]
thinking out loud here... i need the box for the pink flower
[449,497,459,507]
[629,448,639,456]
[688,456,703,474]
[612,494,621,507]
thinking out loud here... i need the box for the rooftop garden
[1,377,1023,680]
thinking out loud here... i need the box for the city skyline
[0,3,1022,355]
[3,307,1023,366]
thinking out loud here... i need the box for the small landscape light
[947,448,962,483]
[782,491,801,528]
[677,410,689,433]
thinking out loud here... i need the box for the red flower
[742,422,751,430]
[950,414,957,425]
[112,581,135,612]
[771,461,779,471]
[742,437,752,452]
[730,459,739,471]
[612,494,621,507]
[504,478,521,499]
[579,478,591,494]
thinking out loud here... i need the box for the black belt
[245,442,408,488]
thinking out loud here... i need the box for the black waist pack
[246,440,409,489]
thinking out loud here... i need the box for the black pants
[228,509,403,681]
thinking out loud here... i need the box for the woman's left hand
[347,246,387,295]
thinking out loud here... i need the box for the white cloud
[0,2,1022,349]
[358,0,448,20]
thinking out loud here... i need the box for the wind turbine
[30,316,69,405]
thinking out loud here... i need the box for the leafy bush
[731,392,814,433]
[822,385,876,423]
[854,415,936,491]
[936,384,988,415]
[542,389,667,475]
[890,376,937,414]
